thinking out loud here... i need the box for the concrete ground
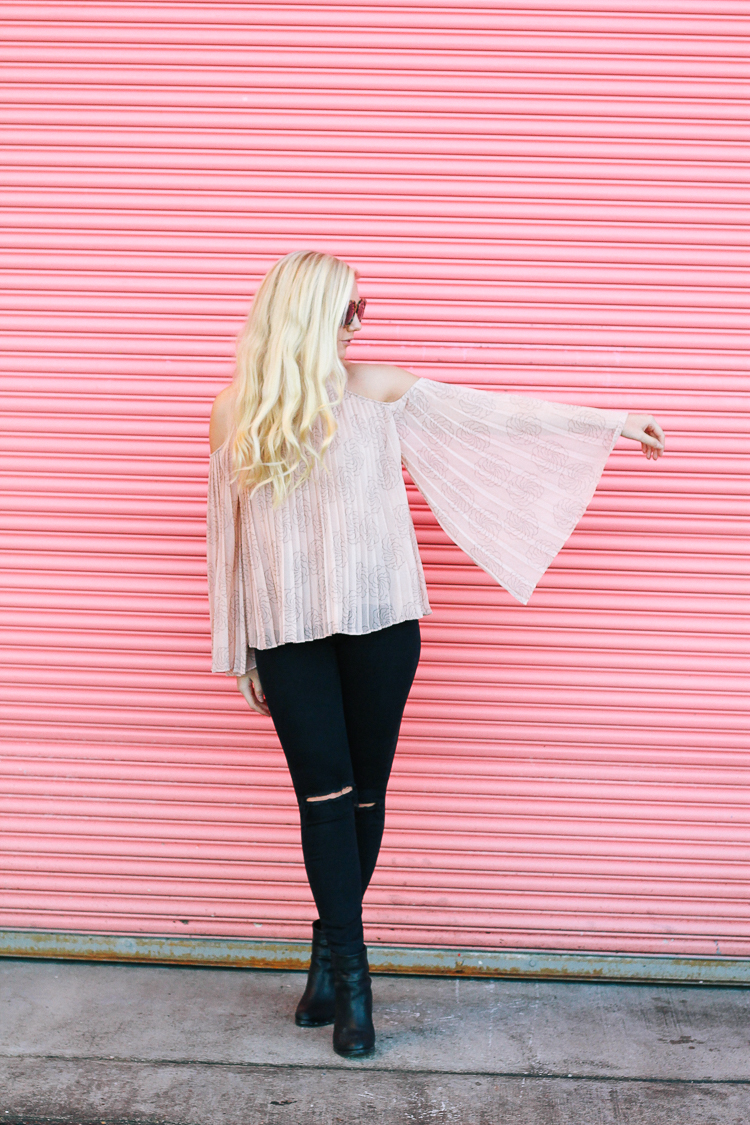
[0,958,748,1124]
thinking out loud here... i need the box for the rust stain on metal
[1,931,748,987]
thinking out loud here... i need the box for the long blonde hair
[230,250,355,506]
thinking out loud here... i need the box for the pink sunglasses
[341,298,367,329]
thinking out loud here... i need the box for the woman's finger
[248,670,270,715]
[648,419,666,445]
[250,679,271,716]
[236,674,268,715]
[240,683,259,713]
[639,430,663,450]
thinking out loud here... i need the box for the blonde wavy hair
[230,250,355,506]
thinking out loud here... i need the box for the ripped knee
[305,786,353,803]
[300,785,355,827]
[354,787,381,812]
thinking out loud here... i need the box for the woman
[207,250,665,1059]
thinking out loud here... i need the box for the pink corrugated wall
[1,2,748,956]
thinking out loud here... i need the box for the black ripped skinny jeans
[254,619,421,956]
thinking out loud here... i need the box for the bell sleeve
[396,378,628,605]
[206,442,255,674]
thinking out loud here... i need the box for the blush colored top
[207,377,627,674]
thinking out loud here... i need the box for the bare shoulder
[209,385,235,452]
[345,362,420,404]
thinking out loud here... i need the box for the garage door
[1,1,748,960]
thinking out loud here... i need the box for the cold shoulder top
[207,377,627,673]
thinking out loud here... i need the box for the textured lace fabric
[206,378,627,674]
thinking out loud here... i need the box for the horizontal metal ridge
[0,931,749,984]
[5,9,750,33]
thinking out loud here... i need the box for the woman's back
[207,379,430,673]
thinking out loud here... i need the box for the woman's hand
[621,413,666,460]
[236,669,271,716]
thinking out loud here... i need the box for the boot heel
[331,947,375,1058]
[295,920,336,1028]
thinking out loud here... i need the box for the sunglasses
[341,298,367,329]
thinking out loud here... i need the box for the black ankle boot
[295,920,336,1028]
[331,947,375,1058]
